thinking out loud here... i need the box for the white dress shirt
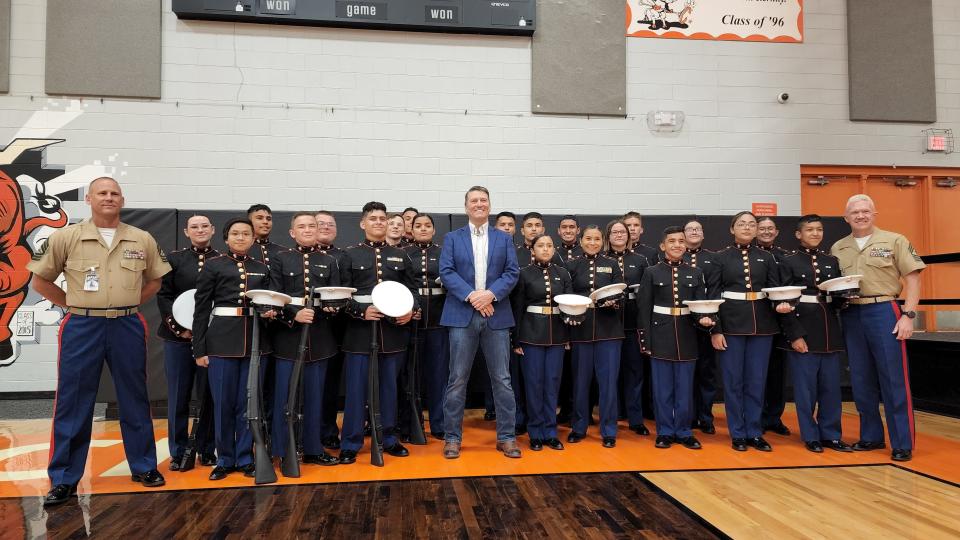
[469,222,489,293]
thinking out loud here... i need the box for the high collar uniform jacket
[192,252,272,358]
[251,237,288,269]
[340,240,421,354]
[606,249,650,331]
[636,260,708,361]
[510,262,572,347]
[405,242,445,330]
[707,244,784,336]
[567,254,625,342]
[631,242,661,264]
[777,247,845,353]
[269,245,341,361]
[157,245,219,342]
[554,242,584,268]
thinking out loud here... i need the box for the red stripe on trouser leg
[890,302,916,448]
[48,313,72,463]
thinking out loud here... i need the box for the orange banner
[626,0,803,43]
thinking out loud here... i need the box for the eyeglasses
[684,227,703,233]
[316,221,337,228]
[734,222,757,229]
[609,230,628,236]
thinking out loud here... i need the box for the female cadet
[510,234,572,451]
[405,213,449,439]
[605,219,651,436]
[566,225,625,448]
[709,211,792,452]
[193,218,274,481]
[637,226,713,450]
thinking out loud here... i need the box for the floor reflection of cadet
[779,215,852,454]
[315,210,347,450]
[157,215,218,470]
[567,225,624,448]
[831,194,925,462]
[338,202,419,464]
[605,220,651,436]
[511,234,571,451]
[756,216,793,437]
[269,212,340,467]
[404,214,449,439]
[709,211,792,453]
[683,220,719,434]
[193,218,274,481]
[29,177,171,506]
[637,226,711,450]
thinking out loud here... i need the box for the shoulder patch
[32,238,49,261]
[159,246,168,263]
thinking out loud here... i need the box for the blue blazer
[439,225,520,330]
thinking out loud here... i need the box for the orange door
[865,176,926,253]
[800,175,861,216]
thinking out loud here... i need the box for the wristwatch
[902,310,917,319]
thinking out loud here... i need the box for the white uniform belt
[288,298,323,306]
[352,295,373,303]
[653,306,690,315]
[418,287,445,295]
[722,291,767,301]
[67,306,138,318]
[526,306,558,315]
[626,292,637,299]
[212,307,253,316]
[799,294,830,304]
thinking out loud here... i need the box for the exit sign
[927,135,947,152]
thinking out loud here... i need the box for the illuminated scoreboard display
[172,0,536,36]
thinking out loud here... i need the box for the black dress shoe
[748,437,772,452]
[384,443,410,457]
[168,456,183,472]
[484,411,497,421]
[200,453,218,466]
[764,423,791,436]
[529,439,543,451]
[240,464,257,478]
[731,438,748,452]
[131,469,166,487]
[655,435,673,449]
[321,436,341,450]
[209,466,233,481]
[697,421,716,435]
[821,440,853,453]
[679,436,702,450]
[630,424,650,436]
[515,425,528,436]
[567,432,585,443]
[891,449,913,462]
[852,440,886,451]
[431,432,445,440]
[303,452,339,466]
[338,450,358,465]
[545,438,564,450]
[602,437,616,448]
[805,441,824,453]
[43,484,77,507]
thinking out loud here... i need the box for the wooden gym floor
[2,405,959,538]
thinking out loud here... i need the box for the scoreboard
[172,0,536,36]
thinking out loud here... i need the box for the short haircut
[413,213,435,227]
[246,204,272,215]
[89,176,120,192]
[185,214,210,226]
[845,193,876,212]
[796,214,824,230]
[495,211,516,222]
[662,225,685,240]
[683,219,702,230]
[361,201,387,219]
[623,211,642,221]
[402,207,419,215]
[730,211,757,228]
[387,212,403,221]
[315,210,335,218]
[522,211,543,224]
[757,216,777,227]
[464,185,490,204]
[222,218,254,241]
[290,211,317,227]
[559,214,579,226]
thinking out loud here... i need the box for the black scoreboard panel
[172,0,535,36]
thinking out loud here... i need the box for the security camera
[777,92,789,104]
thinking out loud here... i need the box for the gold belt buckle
[745,292,759,301]
[105,309,120,318]
[671,307,684,315]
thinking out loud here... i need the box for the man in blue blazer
[440,186,522,459]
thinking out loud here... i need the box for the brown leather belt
[67,306,139,318]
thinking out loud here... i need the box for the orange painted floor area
[2,408,958,499]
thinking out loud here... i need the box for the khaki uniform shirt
[830,227,925,297]
[28,220,171,308]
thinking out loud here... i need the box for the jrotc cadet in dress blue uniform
[778,215,852,454]
[404,214,449,439]
[637,226,712,450]
[192,218,275,481]
[400,207,419,247]
[831,194,925,462]
[756,216,793,437]
[337,202,420,464]
[510,234,572,451]
[386,212,406,248]
[566,225,625,448]
[481,211,519,422]
[624,211,659,421]
[29,177,171,506]
[708,211,793,452]
[553,215,583,425]
[268,212,341,467]
[605,220,651,436]
[683,220,720,435]
[314,210,348,450]
[157,215,218,470]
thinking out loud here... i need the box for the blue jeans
[443,311,517,442]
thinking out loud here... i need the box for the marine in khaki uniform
[831,194,925,462]
[29,177,171,505]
